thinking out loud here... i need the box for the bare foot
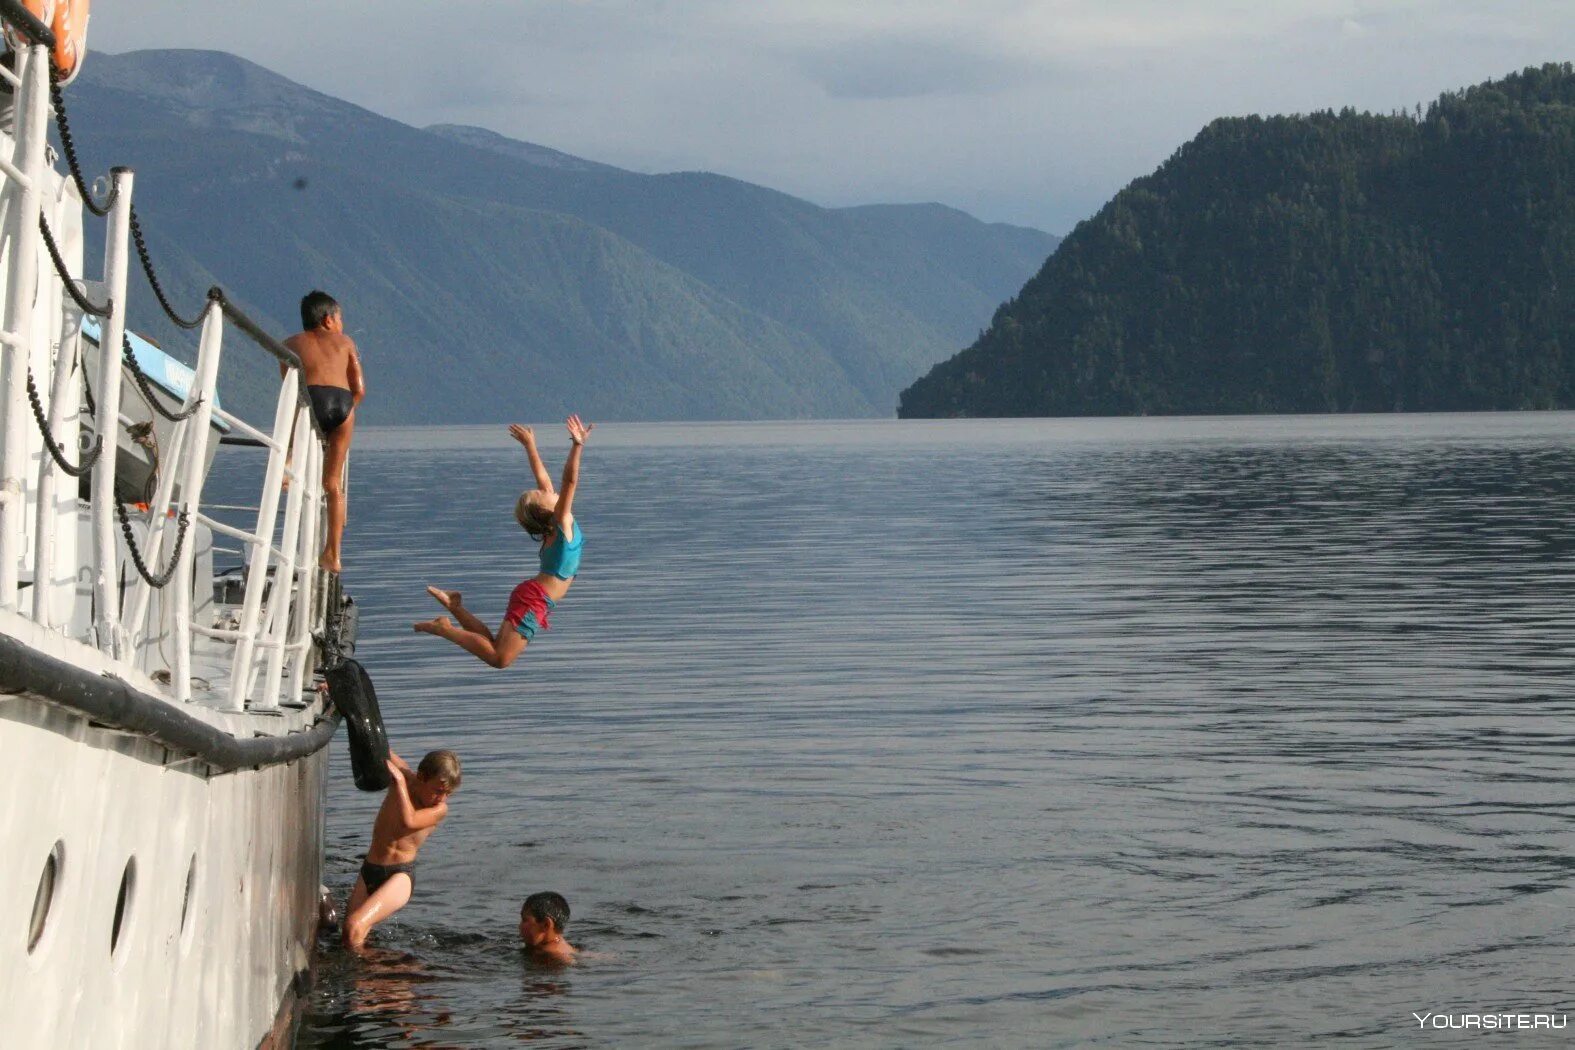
[319,551,341,574]
[413,616,452,636]
[425,585,462,610]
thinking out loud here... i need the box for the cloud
[789,35,1042,100]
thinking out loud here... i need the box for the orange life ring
[5,0,89,84]
[49,0,88,84]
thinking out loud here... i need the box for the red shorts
[502,579,555,640]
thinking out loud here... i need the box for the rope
[115,499,189,588]
[26,366,100,476]
[38,214,109,316]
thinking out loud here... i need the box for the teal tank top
[539,521,583,579]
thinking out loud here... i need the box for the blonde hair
[417,750,462,790]
[514,491,553,540]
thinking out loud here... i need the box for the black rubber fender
[325,658,390,791]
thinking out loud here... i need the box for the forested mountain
[65,50,1056,422]
[900,64,1575,418]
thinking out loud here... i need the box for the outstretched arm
[554,415,593,526]
[510,424,554,492]
[385,759,448,830]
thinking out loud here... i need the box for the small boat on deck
[79,316,231,503]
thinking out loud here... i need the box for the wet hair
[522,891,570,933]
[514,491,554,541]
[300,290,340,330]
[416,749,462,790]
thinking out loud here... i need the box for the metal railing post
[227,371,297,711]
[29,289,79,626]
[253,404,309,712]
[121,398,195,666]
[90,168,134,652]
[170,303,223,702]
[287,435,322,706]
[0,44,48,611]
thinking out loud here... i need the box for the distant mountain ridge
[64,49,1057,422]
[425,124,626,175]
[900,64,1575,418]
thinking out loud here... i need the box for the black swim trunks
[307,385,354,435]
[359,858,415,894]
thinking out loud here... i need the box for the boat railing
[0,26,332,713]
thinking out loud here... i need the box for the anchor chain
[38,214,109,316]
[48,68,114,217]
[25,365,100,476]
[114,499,189,588]
[128,207,204,330]
[48,64,204,329]
[120,330,201,421]
[43,206,201,423]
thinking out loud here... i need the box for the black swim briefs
[307,385,354,435]
[359,857,415,894]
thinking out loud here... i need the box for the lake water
[274,415,1575,1047]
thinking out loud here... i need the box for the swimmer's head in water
[300,289,341,331]
[520,891,570,942]
[515,490,558,540]
[415,749,461,805]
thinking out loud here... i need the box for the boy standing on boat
[283,290,365,573]
[343,749,461,949]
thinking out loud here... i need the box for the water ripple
[258,415,1575,1048]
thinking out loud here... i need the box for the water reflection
[302,946,454,1049]
[501,968,580,1045]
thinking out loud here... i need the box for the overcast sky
[94,1,1574,234]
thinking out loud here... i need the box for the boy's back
[286,327,359,390]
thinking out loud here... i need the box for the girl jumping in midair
[414,415,592,668]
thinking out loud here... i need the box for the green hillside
[899,64,1575,418]
[63,50,1056,423]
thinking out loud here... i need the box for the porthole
[26,841,64,953]
[179,854,197,949]
[110,856,136,957]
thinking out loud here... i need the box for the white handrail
[0,39,335,716]
[0,44,48,610]
[90,168,134,654]
[210,406,283,451]
[253,403,309,712]
[29,280,76,625]
[225,371,298,710]
[170,305,225,702]
[287,436,323,706]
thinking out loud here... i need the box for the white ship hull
[1,693,328,1050]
